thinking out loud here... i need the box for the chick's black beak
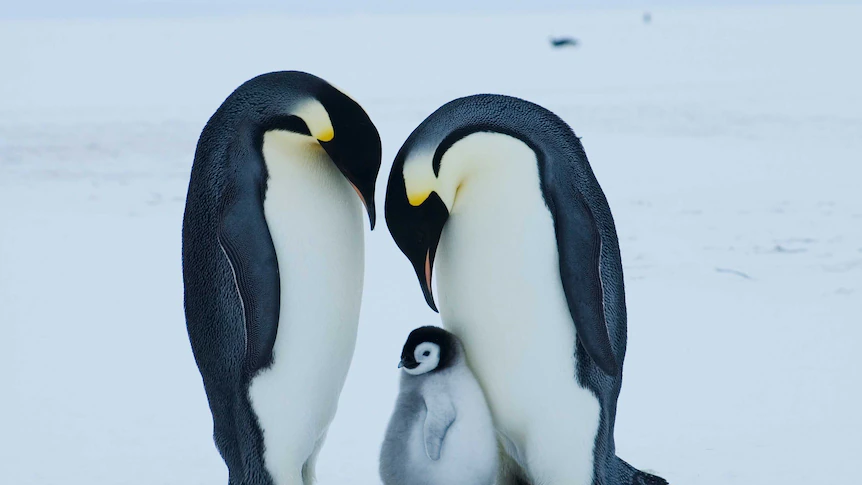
[399,356,420,369]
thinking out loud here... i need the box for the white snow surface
[1,5,860,484]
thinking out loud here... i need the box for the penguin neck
[438,132,542,217]
[435,129,564,343]
[261,130,336,191]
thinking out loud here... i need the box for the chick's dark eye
[423,350,431,356]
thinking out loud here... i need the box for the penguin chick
[380,326,498,485]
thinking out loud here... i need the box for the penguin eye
[423,350,431,357]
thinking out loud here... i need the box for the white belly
[434,134,600,485]
[406,371,498,485]
[249,130,364,484]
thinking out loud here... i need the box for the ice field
[1,4,861,484]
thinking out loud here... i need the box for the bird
[380,326,498,485]
[384,94,667,485]
[549,36,579,48]
[182,71,381,485]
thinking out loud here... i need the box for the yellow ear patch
[403,153,438,206]
[407,188,433,206]
[293,99,335,142]
[316,126,334,143]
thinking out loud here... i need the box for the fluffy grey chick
[380,326,498,485]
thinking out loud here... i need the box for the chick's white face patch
[405,342,441,375]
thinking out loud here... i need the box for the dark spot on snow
[715,268,753,280]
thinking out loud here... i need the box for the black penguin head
[386,122,506,311]
[386,95,555,312]
[385,127,492,313]
[385,168,449,312]
[399,326,460,375]
[313,85,381,229]
[251,72,381,228]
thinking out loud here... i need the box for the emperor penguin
[182,71,381,485]
[380,326,498,485]
[384,95,667,485]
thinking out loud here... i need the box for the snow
[1,4,860,484]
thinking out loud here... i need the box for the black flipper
[218,179,281,374]
[548,184,619,376]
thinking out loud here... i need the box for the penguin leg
[208,389,243,484]
[203,380,272,485]
[496,468,531,485]
[496,446,531,485]
[516,418,599,485]
[263,459,303,485]
[301,428,329,485]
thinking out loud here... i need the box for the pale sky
[4,0,861,19]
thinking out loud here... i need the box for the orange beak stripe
[425,250,433,294]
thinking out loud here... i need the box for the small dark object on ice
[716,267,753,280]
[644,12,652,23]
[550,37,578,48]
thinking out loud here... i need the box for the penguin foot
[614,456,668,485]
[633,470,668,485]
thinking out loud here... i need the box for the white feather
[404,342,441,375]
[407,366,499,485]
[431,132,602,485]
[248,129,364,485]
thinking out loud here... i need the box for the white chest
[407,371,498,485]
[433,134,600,482]
[259,129,365,371]
[248,130,365,483]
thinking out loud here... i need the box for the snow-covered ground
[1,5,860,484]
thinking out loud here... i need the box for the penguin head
[386,95,544,310]
[398,326,460,375]
[385,129,490,313]
[308,83,381,229]
[242,71,381,228]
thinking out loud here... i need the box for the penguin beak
[349,181,376,229]
[385,172,449,312]
[319,139,379,230]
[416,245,438,313]
[399,357,420,369]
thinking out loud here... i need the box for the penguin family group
[182,71,668,485]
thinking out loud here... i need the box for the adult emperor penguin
[380,326,498,485]
[182,71,380,485]
[384,95,667,485]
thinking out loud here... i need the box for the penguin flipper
[422,393,456,461]
[218,181,281,374]
[549,185,619,375]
